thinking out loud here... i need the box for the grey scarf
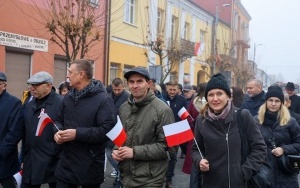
[207,100,232,120]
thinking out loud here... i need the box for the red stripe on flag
[37,118,53,136]
[180,111,190,120]
[113,128,127,147]
[165,129,194,147]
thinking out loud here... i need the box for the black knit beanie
[205,73,231,100]
[266,85,284,103]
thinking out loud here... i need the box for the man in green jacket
[112,67,175,187]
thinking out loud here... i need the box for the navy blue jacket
[0,90,23,179]
[241,91,266,117]
[163,93,187,122]
[289,94,300,114]
[55,80,116,185]
[22,88,63,185]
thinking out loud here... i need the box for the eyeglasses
[267,99,281,104]
[28,83,47,88]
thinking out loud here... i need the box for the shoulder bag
[237,109,273,188]
[277,154,300,174]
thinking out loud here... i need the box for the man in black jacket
[285,82,300,114]
[0,72,23,188]
[241,79,266,116]
[106,78,129,180]
[54,59,116,188]
[163,80,188,188]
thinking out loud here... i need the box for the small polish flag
[178,107,190,120]
[163,119,194,147]
[36,113,54,136]
[13,170,23,188]
[106,116,127,147]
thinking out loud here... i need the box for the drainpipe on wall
[103,0,111,86]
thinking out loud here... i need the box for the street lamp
[212,3,230,75]
[253,43,263,62]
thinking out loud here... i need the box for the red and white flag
[194,42,205,56]
[36,112,53,136]
[178,107,190,120]
[163,119,194,147]
[106,116,127,147]
[13,170,23,188]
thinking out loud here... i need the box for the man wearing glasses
[0,72,23,188]
[21,71,63,188]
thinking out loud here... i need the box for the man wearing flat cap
[0,72,23,187]
[112,67,175,187]
[285,82,300,114]
[19,71,63,187]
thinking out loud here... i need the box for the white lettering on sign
[0,31,48,52]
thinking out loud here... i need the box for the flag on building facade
[106,116,127,147]
[194,42,205,56]
[163,119,194,147]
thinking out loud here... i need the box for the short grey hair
[71,59,94,79]
[247,79,263,87]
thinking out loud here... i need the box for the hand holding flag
[106,116,127,147]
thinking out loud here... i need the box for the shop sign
[0,31,48,52]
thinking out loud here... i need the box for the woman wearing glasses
[256,85,300,188]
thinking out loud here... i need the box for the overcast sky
[241,0,300,83]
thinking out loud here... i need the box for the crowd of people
[1,61,300,188]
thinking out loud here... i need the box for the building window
[157,10,162,34]
[124,0,134,24]
[110,63,119,84]
[171,16,178,40]
[89,0,99,7]
[200,30,205,43]
[169,72,177,82]
[184,22,190,40]
[124,64,135,75]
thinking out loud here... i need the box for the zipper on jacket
[218,120,231,188]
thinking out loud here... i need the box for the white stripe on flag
[163,119,190,136]
[106,116,123,140]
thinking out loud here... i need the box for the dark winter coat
[55,80,116,185]
[22,88,63,185]
[118,91,175,187]
[163,93,187,122]
[241,91,266,116]
[191,106,267,188]
[255,116,300,188]
[111,90,129,116]
[0,90,23,179]
[289,94,300,114]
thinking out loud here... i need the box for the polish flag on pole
[178,107,190,120]
[36,112,54,136]
[13,170,23,188]
[106,116,127,147]
[194,42,205,56]
[163,119,194,147]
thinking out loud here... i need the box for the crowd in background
[1,61,300,188]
